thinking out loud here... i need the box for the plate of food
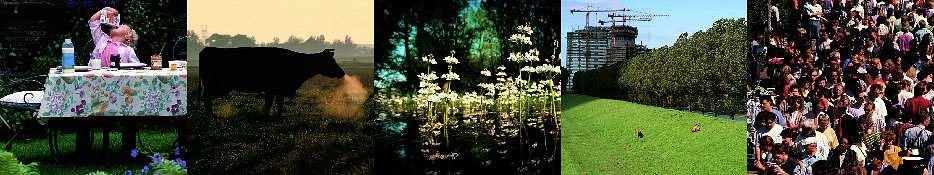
[119,63,147,69]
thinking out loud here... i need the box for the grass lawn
[9,129,177,174]
[561,94,745,175]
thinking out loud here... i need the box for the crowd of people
[748,0,934,174]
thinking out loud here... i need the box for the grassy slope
[562,94,745,175]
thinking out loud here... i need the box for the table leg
[47,129,59,163]
[5,130,17,151]
[102,127,110,165]
[122,122,137,152]
[76,127,93,160]
[175,119,188,148]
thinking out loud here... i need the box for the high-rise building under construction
[565,25,639,92]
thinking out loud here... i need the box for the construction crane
[568,7,630,71]
[570,7,630,27]
[601,13,669,27]
[594,12,668,66]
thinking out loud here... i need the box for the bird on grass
[691,122,701,133]
[636,127,644,141]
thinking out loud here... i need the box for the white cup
[89,59,102,70]
[168,61,187,70]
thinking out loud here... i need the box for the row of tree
[186,31,373,62]
[573,18,748,115]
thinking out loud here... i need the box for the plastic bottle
[62,39,75,73]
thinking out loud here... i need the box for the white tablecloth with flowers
[38,69,187,118]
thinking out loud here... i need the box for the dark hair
[811,160,840,175]
[917,83,929,97]
[781,128,797,139]
[759,135,774,148]
[913,111,930,125]
[760,96,774,104]
[756,112,778,128]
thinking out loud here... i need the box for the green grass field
[9,129,177,174]
[562,94,745,175]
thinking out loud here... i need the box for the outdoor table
[37,68,187,162]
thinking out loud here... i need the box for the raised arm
[89,7,118,44]
[88,7,117,24]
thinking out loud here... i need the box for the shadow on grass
[187,96,373,174]
[185,66,375,174]
[562,94,605,111]
[9,129,177,174]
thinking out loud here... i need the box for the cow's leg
[264,94,274,116]
[203,98,214,116]
[275,96,285,116]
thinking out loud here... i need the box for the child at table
[88,7,142,67]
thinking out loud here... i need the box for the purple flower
[124,170,133,175]
[173,158,187,169]
[174,147,182,156]
[151,153,162,163]
[141,165,149,174]
[130,148,138,158]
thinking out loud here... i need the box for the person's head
[882,130,897,147]
[915,82,928,97]
[817,77,828,87]
[756,111,777,129]
[830,70,843,82]
[784,73,796,84]
[773,145,790,163]
[913,112,931,125]
[790,85,802,97]
[864,101,875,114]
[760,135,775,151]
[110,24,138,47]
[870,84,884,98]
[818,112,831,131]
[792,97,806,111]
[810,69,821,81]
[806,142,818,155]
[834,83,845,96]
[901,80,911,91]
[801,120,817,137]
[760,97,774,111]
[855,86,867,103]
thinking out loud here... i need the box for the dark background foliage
[375,0,561,92]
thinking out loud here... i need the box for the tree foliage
[375,0,560,92]
[574,18,748,115]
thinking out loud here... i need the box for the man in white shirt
[805,0,824,41]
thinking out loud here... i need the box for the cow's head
[316,49,345,78]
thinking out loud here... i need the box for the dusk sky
[188,0,374,44]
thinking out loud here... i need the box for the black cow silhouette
[199,47,345,116]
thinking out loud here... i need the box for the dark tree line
[187,31,373,62]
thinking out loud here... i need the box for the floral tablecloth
[38,69,187,118]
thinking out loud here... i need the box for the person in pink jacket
[88,7,141,67]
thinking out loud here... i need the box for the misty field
[561,94,744,175]
[185,60,375,174]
